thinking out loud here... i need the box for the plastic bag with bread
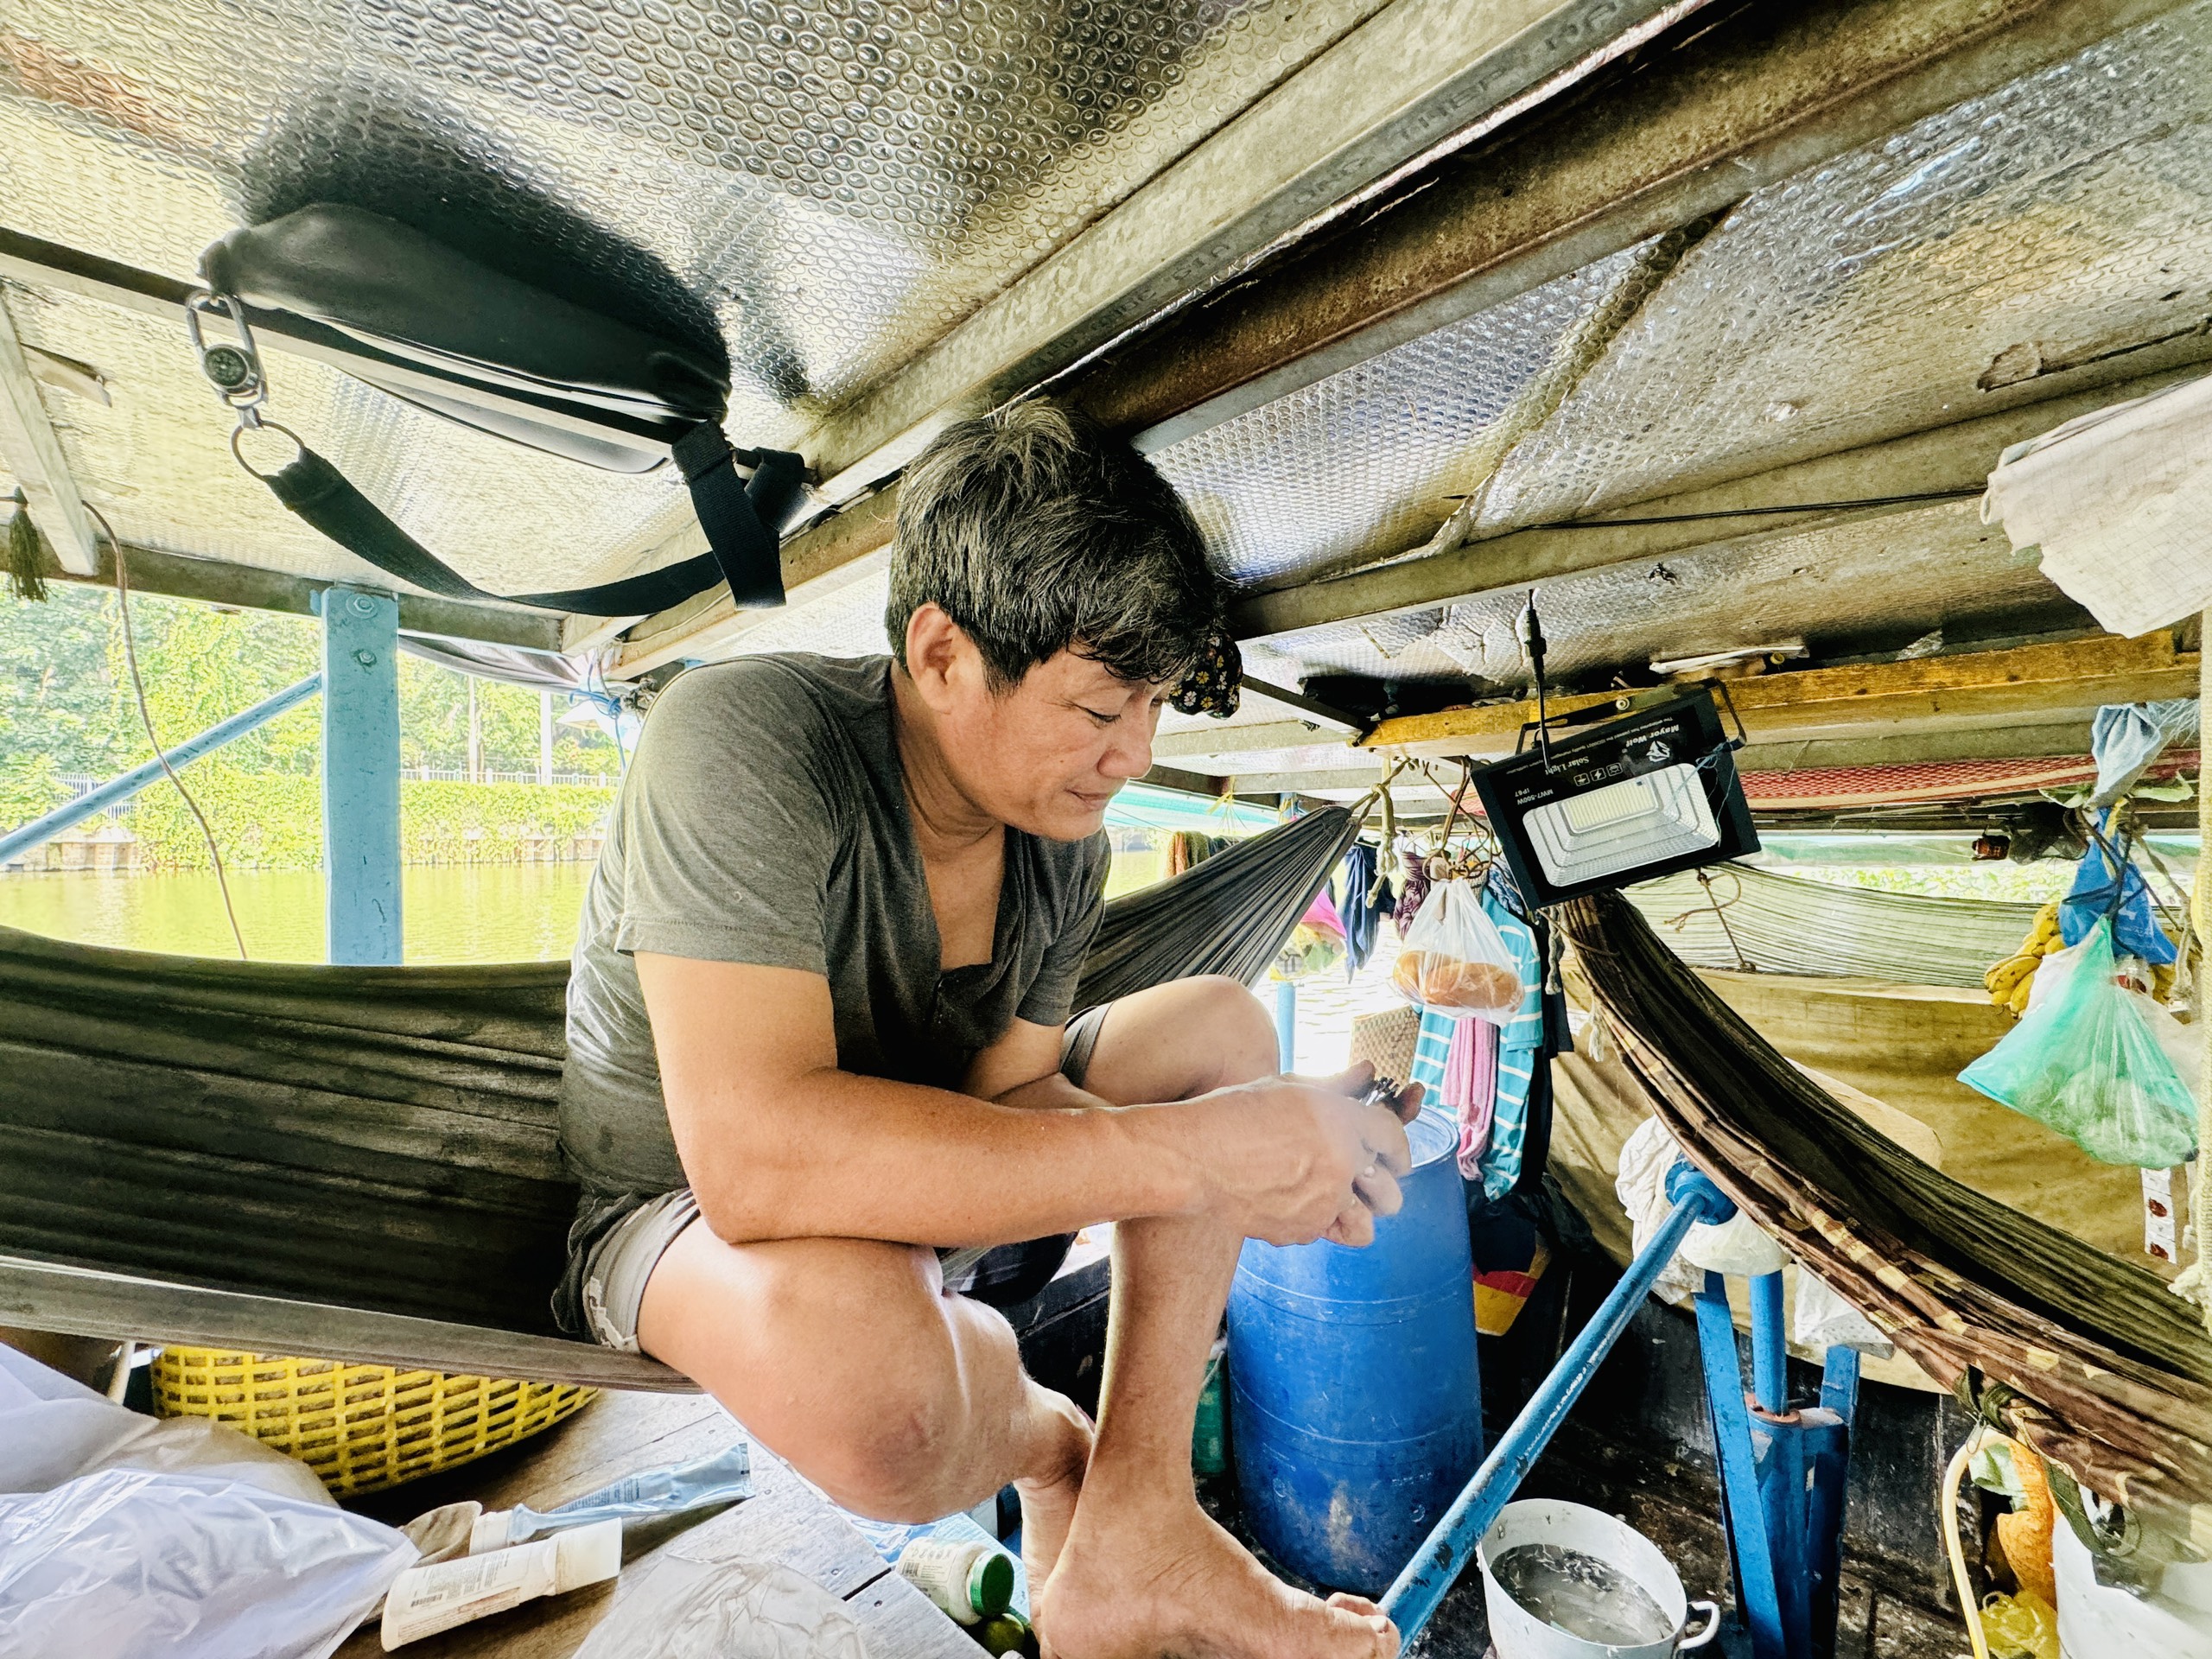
[1391,879,1526,1024]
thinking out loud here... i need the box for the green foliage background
[0,584,622,868]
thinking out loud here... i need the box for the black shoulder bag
[189,203,804,616]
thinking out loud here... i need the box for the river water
[0,865,598,963]
[0,852,1179,964]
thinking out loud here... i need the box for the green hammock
[1558,890,2212,1547]
[0,806,1359,1389]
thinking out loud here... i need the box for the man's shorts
[572,1003,1112,1353]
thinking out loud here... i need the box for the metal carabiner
[184,291,269,427]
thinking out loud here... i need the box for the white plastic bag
[0,1343,330,1506]
[1791,1270,1895,1359]
[572,1521,867,1659]
[0,1468,415,1659]
[1615,1117,1784,1306]
[1390,878,1523,1022]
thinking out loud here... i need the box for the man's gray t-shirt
[558,652,1110,1211]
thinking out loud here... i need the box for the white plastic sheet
[571,1524,866,1659]
[0,1469,416,1659]
[1615,1116,1785,1306]
[1980,370,2212,639]
[1791,1271,1895,1360]
[0,1346,415,1659]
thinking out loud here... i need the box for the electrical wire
[86,507,249,961]
[1942,1429,1995,1659]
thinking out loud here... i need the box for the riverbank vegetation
[2,585,621,869]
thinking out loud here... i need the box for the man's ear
[901,602,975,710]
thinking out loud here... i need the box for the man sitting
[556,402,1418,1658]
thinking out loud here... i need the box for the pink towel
[1443,1018,1498,1179]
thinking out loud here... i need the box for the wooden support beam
[1152,718,1353,761]
[0,292,99,574]
[1362,633,2200,760]
[1230,361,2212,641]
[33,537,564,651]
[1086,0,2193,439]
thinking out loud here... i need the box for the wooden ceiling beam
[1361,632,2199,760]
[0,294,99,575]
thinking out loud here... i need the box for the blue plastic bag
[2058,813,2176,966]
[1960,918,2197,1167]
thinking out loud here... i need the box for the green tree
[106,599,320,774]
[0,584,130,781]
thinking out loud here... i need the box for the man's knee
[802,1300,1015,1522]
[1174,974,1277,1088]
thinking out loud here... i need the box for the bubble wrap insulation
[0,0,1380,591]
[1262,501,2082,689]
[0,0,1381,429]
[1476,3,2212,529]
[1149,247,1648,588]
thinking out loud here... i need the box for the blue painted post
[1695,1273,1789,1659]
[1274,978,1296,1071]
[1807,1346,1860,1659]
[1802,1406,1852,1659]
[1379,1182,1727,1641]
[0,675,322,866]
[320,588,402,964]
[1820,1345,1860,1424]
[1750,1269,1788,1413]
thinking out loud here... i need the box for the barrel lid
[1407,1106,1457,1170]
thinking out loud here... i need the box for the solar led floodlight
[1467,686,1758,909]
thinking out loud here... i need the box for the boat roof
[3,0,2209,823]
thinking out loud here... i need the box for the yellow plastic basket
[151,1348,594,1497]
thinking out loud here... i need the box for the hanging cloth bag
[190,204,807,615]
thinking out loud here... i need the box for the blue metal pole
[320,588,402,964]
[0,674,323,867]
[1379,1182,1727,1641]
[1697,1274,1789,1659]
[1274,978,1296,1071]
[1750,1269,1788,1414]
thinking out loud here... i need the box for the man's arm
[638,953,1414,1251]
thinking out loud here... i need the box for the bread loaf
[1391,949,1521,1013]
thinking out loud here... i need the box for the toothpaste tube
[379,1517,621,1649]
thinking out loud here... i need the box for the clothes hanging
[1393,844,1430,939]
[1473,886,1544,1200]
[1444,1017,1498,1178]
[1339,843,1381,974]
[1408,1006,1453,1097]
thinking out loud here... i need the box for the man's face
[940,645,1166,841]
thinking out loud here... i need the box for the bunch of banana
[1985,900,2063,1018]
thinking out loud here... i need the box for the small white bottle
[897,1536,1014,1625]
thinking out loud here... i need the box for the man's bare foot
[1037,1493,1397,1659]
[1015,1389,1095,1593]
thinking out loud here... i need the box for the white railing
[402,768,615,785]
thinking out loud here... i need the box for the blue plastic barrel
[1226,1107,1483,1596]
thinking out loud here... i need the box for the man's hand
[1176,1060,1423,1248]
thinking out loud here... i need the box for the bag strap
[258,421,804,617]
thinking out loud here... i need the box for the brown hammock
[1557,890,2212,1551]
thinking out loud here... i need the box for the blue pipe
[1750,1269,1788,1413]
[0,674,324,866]
[1379,1175,1730,1640]
[1274,978,1297,1071]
